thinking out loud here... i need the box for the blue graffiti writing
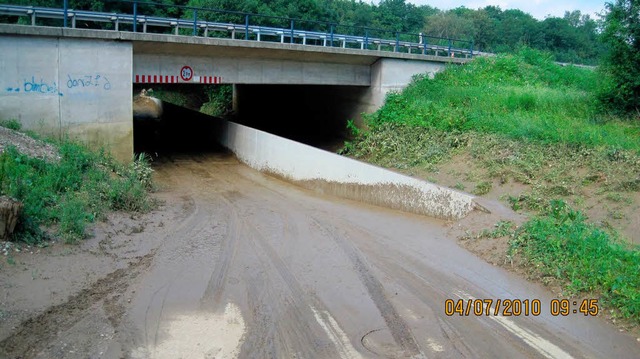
[23,76,60,95]
[67,74,111,91]
[5,87,19,92]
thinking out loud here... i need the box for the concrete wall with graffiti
[0,36,133,161]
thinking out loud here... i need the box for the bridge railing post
[244,14,249,40]
[395,32,399,52]
[330,24,334,47]
[448,38,452,57]
[63,0,68,28]
[132,0,137,33]
[192,9,197,36]
[364,29,368,49]
[290,19,294,44]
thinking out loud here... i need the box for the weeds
[0,142,154,244]
[0,119,22,131]
[509,200,640,321]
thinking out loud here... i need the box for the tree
[600,0,640,116]
[423,10,473,41]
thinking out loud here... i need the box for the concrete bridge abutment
[0,31,134,161]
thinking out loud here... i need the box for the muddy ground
[1,153,639,358]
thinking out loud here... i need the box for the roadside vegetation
[0,121,155,244]
[149,84,232,117]
[343,48,640,325]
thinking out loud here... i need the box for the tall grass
[0,142,154,244]
[368,48,640,152]
[509,200,640,322]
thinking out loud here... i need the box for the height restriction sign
[180,66,193,82]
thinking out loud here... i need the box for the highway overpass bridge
[0,16,471,160]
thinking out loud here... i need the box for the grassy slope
[346,49,640,325]
[369,48,639,151]
[0,127,154,244]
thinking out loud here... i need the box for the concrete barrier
[217,120,477,220]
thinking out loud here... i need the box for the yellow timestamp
[444,298,599,317]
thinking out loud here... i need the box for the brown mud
[1,153,638,358]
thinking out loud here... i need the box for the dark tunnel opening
[232,84,367,151]
[132,84,368,157]
[133,100,226,156]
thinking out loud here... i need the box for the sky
[406,0,607,20]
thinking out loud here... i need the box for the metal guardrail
[0,1,475,58]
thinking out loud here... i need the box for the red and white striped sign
[196,76,222,84]
[133,74,223,84]
[135,75,179,84]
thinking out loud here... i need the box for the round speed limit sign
[180,66,193,82]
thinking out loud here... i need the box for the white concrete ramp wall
[0,35,133,161]
[218,120,477,220]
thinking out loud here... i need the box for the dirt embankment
[0,126,59,162]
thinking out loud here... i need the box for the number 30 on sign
[180,66,193,82]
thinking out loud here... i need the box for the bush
[599,0,640,117]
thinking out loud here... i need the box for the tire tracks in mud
[183,156,424,357]
[309,218,423,358]
[0,251,156,359]
[206,192,342,357]
[179,158,353,357]
[0,179,200,359]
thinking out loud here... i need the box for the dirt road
[1,153,639,358]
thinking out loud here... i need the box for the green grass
[0,141,154,244]
[367,48,640,152]
[507,200,640,322]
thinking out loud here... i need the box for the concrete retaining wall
[218,120,476,220]
[0,35,133,161]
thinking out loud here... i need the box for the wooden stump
[0,196,23,241]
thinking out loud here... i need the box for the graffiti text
[23,76,62,96]
[67,74,111,90]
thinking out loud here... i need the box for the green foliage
[367,49,640,152]
[509,200,640,322]
[200,85,232,117]
[599,0,640,117]
[0,142,154,244]
[0,119,22,131]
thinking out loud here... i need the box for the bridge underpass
[2,18,640,359]
[133,83,365,155]
[0,23,458,160]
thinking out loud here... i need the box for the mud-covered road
[1,153,639,358]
